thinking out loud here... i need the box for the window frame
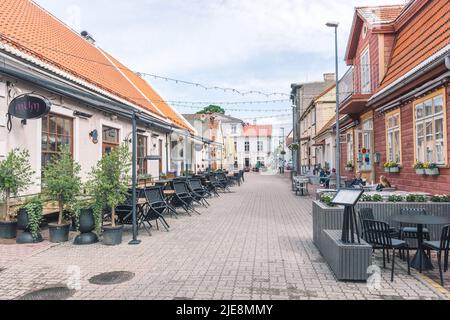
[385,109,402,164]
[41,113,74,168]
[137,134,148,176]
[360,46,371,94]
[413,88,447,165]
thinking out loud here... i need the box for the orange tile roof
[356,5,405,25]
[242,125,272,137]
[101,50,193,132]
[0,0,193,132]
[380,0,450,89]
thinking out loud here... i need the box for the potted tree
[424,162,439,176]
[0,149,35,239]
[16,196,44,244]
[87,144,131,246]
[42,147,82,243]
[414,162,425,175]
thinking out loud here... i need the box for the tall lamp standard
[326,21,341,190]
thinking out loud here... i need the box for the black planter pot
[0,220,17,239]
[16,208,43,244]
[102,225,123,246]
[74,209,98,245]
[48,223,70,243]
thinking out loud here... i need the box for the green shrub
[371,194,383,202]
[388,195,404,202]
[320,195,334,207]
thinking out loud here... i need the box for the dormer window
[360,47,371,93]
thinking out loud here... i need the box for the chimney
[323,73,335,82]
[80,31,96,44]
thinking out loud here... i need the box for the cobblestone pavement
[0,173,448,300]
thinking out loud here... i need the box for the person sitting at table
[376,175,391,191]
[349,171,366,188]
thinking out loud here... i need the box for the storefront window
[386,111,401,163]
[356,119,373,172]
[346,132,354,165]
[414,92,445,164]
[102,126,120,156]
[41,113,73,168]
[137,135,148,176]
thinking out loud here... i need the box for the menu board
[331,189,364,206]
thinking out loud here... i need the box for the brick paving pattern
[0,173,448,300]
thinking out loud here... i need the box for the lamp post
[326,21,341,190]
[129,110,141,245]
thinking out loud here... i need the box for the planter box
[312,200,450,247]
[425,168,439,176]
[416,169,426,175]
[384,168,390,173]
[345,167,353,172]
[321,230,372,281]
[389,167,400,173]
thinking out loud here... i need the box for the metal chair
[141,187,171,232]
[363,219,411,281]
[171,181,201,215]
[423,225,450,286]
[399,208,431,245]
[187,178,210,207]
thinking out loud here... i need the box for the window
[231,125,237,134]
[42,113,73,168]
[360,48,371,93]
[386,111,401,163]
[356,119,373,172]
[137,135,148,176]
[346,132,354,165]
[245,139,250,152]
[257,141,263,152]
[102,126,120,155]
[414,91,446,164]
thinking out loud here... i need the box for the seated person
[319,169,327,186]
[376,175,392,191]
[349,172,366,188]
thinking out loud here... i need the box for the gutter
[0,54,174,133]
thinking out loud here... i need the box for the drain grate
[17,286,75,300]
[88,271,135,285]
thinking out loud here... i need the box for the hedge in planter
[0,149,35,239]
[16,196,44,244]
[87,144,131,246]
[42,146,82,243]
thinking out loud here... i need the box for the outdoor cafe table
[389,214,450,271]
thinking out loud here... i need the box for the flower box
[389,167,400,173]
[345,167,353,172]
[415,169,426,175]
[384,168,390,173]
[425,168,440,176]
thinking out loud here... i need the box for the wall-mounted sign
[8,94,51,120]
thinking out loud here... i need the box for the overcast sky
[34,0,407,129]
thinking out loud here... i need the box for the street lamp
[326,21,341,190]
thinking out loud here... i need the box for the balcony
[338,64,379,115]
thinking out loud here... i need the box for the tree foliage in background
[42,146,82,225]
[0,149,35,221]
[196,105,225,115]
[87,144,131,228]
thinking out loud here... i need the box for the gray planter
[345,167,353,172]
[415,169,425,175]
[389,167,400,173]
[321,230,372,281]
[384,168,390,173]
[425,168,439,176]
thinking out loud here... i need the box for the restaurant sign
[8,94,51,120]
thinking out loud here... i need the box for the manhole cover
[17,287,75,300]
[88,271,135,285]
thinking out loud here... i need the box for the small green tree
[87,144,131,227]
[42,146,82,225]
[196,105,225,115]
[0,149,35,222]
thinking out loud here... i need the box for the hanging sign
[8,94,51,120]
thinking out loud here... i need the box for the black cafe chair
[423,225,450,286]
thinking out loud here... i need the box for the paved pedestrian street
[0,173,448,300]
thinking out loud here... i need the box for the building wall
[373,85,450,194]
[0,75,170,195]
